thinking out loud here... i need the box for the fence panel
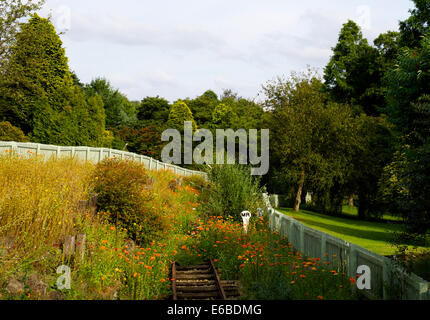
[0,141,207,180]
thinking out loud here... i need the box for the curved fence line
[262,194,429,300]
[0,141,208,179]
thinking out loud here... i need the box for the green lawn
[278,207,403,255]
[341,205,402,222]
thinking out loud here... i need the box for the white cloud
[41,0,413,101]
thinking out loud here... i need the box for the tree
[324,20,385,116]
[167,101,197,132]
[218,91,264,130]
[0,15,105,146]
[263,70,357,213]
[399,0,430,49]
[137,96,170,128]
[0,14,70,134]
[183,90,219,127]
[0,121,28,141]
[349,115,394,219]
[31,82,106,146]
[115,125,164,159]
[84,78,137,129]
[0,0,45,70]
[384,35,430,135]
[383,34,430,237]
[211,103,238,128]
[374,31,401,67]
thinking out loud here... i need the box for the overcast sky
[39,0,414,102]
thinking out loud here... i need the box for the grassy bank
[0,155,202,300]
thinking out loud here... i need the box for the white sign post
[241,211,252,234]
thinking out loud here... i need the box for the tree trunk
[349,195,354,207]
[294,170,305,213]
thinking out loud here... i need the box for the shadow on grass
[294,215,396,243]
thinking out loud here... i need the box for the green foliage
[382,34,430,236]
[0,14,70,133]
[93,159,167,245]
[31,82,106,146]
[84,78,137,129]
[374,31,401,68]
[0,15,105,146]
[264,70,358,214]
[349,115,395,219]
[399,0,430,48]
[211,103,238,128]
[324,20,385,116]
[114,125,165,159]
[0,0,45,69]
[137,96,170,128]
[167,100,197,132]
[0,121,28,142]
[385,35,430,135]
[201,164,263,221]
[183,91,219,127]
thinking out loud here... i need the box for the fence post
[289,221,295,248]
[321,233,327,261]
[349,244,358,278]
[63,235,75,258]
[36,143,41,157]
[382,257,392,300]
[76,233,86,262]
[299,225,305,254]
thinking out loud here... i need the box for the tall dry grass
[0,154,93,255]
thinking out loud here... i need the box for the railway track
[171,259,240,300]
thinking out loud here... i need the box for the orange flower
[317,295,323,300]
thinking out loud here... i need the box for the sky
[39,0,415,103]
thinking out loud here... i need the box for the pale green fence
[0,141,208,179]
[263,194,429,300]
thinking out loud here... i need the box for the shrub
[182,174,209,193]
[0,121,29,142]
[201,164,264,221]
[93,158,167,245]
